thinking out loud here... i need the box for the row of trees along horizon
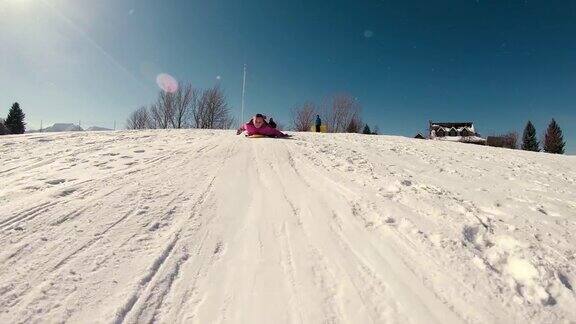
[523,119,565,154]
[125,84,566,154]
[126,83,378,135]
[0,96,567,154]
[485,120,566,154]
[126,84,235,130]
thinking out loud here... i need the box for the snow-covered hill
[86,126,113,132]
[0,130,575,323]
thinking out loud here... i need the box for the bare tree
[126,106,152,130]
[161,90,177,129]
[326,93,361,133]
[346,115,362,133]
[172,83,198,129]
[291,102,317,131]
[149,103,164,129]
[503,132,519,149]
[193,86,234,129]
[487,132,518,149]
[129,82,234,130]
[148,89,178,129]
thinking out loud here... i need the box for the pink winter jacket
[237,121,288,137]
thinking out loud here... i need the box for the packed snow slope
[1,130,575,324]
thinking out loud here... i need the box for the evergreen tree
[543,119,565,154]
[362,124,371,134]
[0,118,9,135]
[5,102,26,134]
[521,121,539,151]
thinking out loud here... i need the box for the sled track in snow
[113,140,237,324]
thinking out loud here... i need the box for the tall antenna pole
[241,64,247,124]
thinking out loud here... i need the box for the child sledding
[236,114,290,138]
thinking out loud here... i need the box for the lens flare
[156,73,179,93]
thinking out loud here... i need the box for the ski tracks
[2,131,574,323]
[0,132,234,323]
[255,141,418,323]
[280,139,463,323]
[111,137,238,324]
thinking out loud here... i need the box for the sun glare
[5,0,35,9]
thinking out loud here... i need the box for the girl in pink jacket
[236,114,289,138]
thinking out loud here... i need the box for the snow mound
[86,126,112,131]
[0,130,575,323]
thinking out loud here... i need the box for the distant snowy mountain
[25,124,112,133]
[42,123,84,132]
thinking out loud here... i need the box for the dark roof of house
[430,122,474,128]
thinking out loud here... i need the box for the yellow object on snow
[310,125,328,133]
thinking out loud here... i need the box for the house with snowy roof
[428,121,486,144]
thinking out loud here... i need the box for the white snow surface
[1,129,575,324]
[86,126,113,132]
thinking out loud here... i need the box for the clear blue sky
[1,0,574,153]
